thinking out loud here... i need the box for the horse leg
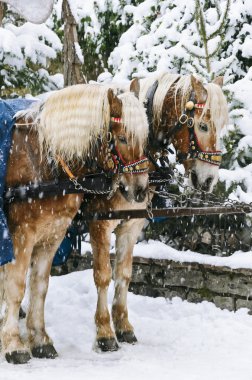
[1,227,34,364]
[112,219,145,344]
[89,220,119,352]
[26,240,61,360]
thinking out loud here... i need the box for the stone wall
[51,251,252,313]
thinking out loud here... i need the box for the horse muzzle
[119,175,149,203]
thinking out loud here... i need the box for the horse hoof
[97,337,119,352]
[5,350,31,364]
[31,344,58,359]
[116,331,138,344]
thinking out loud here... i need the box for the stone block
[236,299,252,312]
[131,264,150,283]
[205,272,252,297]
[162,287,187,300]
[163,267,204,289]
[187,288,213,303]
[213,296,235,311]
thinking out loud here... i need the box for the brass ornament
[185,101,195,110]
[107,158,114,169]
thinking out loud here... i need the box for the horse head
[173,75,228,192]
[106,87,149,203]
[141,73,228,193]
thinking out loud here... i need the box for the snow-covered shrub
[0,7,62,97]
[109,0,252,82]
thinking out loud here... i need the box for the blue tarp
[0,99,35,265]
[52,225,80,266]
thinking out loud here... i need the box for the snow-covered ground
[1,269,252,380]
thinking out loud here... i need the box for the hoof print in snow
[97,337,119,352]
[116,331,138,344]
[5,350,31,364]
[31,344,58,359]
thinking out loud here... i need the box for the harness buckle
[179,114,188,124]
[187,117,194,128]
[107,131,112,143]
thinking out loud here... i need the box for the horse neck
[6,126,89,187]
[6,126,45,187]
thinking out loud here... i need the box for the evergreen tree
[0,3,62,97]
[53,0,144,82]
[182,0,231,80]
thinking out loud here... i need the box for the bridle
[174,97,222,166]
[145,80,222,168]
[105,117,149,175]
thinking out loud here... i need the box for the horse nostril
[119,182,127,195]
[134,185,147,202]
[202,177,213,192]
[206,176,213,187]
[191,171,198,189]
[136,186,143,195]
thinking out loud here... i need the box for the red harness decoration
[110,117,149,174]
[195,103,206,109]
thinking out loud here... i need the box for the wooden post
[62,0,86,86]
[0,2,5,27]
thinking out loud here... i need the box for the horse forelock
[118,91,148,149]
[35,84,111,163]
[204,83,229,132]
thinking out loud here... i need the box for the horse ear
[107,88,122,117]
[212,76,224,88]
[130,78,140,99]
[191,75,207,103]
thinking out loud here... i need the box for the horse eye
[199,122,208,132]
[118,136,127,144]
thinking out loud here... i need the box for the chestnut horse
[84,74,228,351]
[0,83,149,364]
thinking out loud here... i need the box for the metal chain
[147,191,154,219]
[70,178,111,196]
[106,174,121,200]
[149,167,252,213]
[72,167,252,214]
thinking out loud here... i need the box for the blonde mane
[140,73,228,135]
[35,84,111,163]
[18,84,149,163]
[118,91,148,150]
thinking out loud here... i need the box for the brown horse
[0,83,149,364]
[85,74,228,351]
